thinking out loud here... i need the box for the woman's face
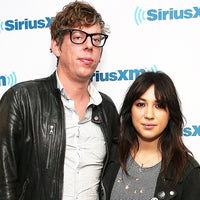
[131,84,170,142]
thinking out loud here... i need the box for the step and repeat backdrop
[0,0,200,161]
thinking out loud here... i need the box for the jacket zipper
[46,124,55,169]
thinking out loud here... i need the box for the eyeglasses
[59,29,108,47]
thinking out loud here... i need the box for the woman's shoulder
[184,154,200,177]
[187,154,200,168]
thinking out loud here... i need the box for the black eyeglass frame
[58,29,108,48]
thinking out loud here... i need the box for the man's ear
[51,39,60,57]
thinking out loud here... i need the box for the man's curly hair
[50,1,109,48]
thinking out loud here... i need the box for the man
[0,1,119,199]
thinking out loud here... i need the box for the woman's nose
[144,107,154,119]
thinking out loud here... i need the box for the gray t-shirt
[111,156,161,200]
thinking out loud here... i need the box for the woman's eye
[155,103,165,109]
[136,102,145,107]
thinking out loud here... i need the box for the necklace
[134,152,161,173]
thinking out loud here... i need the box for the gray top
[110,155,161,200]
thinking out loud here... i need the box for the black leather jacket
[154,155,200,200]
[0,72,120,200]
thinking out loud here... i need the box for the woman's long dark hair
[119,71,192,184]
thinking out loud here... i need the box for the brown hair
[50,1,108,48]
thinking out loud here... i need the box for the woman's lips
[142,123,156,129]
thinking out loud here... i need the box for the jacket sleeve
[180,166,200,200]
[0,89,22,200]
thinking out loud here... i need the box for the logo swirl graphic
[0,21,4,32]
[6,72,17,86]
[134,6,146,25]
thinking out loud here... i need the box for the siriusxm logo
[0,72,17,87]
[134,6,200,25]
[183,125,200,136]
[90,65,157,82]
[0,17,53,32]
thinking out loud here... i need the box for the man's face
[51,24,103,82]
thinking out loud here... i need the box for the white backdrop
[1,0,200,162]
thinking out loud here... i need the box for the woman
[110,71,200,200]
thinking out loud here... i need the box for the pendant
[139,164,143,172]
